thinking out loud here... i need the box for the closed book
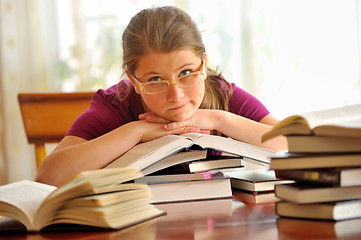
[226,169,294,192]
[286,135,361,153]
[275,183,361,204]
[275,168,361,187]
[156,198,233,221]
[135,172,207,184]
[276,200,361,221]
[146,172,232,204]
[233,190,279,204]
[269,151,361,170]
[187,157,243,172]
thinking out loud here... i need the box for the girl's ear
[126,72,141,94]
[203,53,208,67]
[203,53,208,78]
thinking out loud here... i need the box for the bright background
[1,0,360,183]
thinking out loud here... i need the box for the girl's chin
[164,112,193,122]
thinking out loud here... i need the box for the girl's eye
[179,69,192,77]
[148,76,162,82]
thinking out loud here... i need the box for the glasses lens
[142,71,204,94]
[143,82,169,94]
[178,72,202,88]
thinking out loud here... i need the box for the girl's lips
[169,102,189,110]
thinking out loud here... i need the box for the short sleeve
[66,81,144,140]
[228,83,270,122]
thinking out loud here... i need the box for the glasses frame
[129,60,206,95]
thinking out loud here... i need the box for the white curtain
[0,0,60,184]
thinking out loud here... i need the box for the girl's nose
[167,84,184,102]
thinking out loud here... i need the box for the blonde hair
[121,6,232,111]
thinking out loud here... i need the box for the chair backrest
[18,92,95,169]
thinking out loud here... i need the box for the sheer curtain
[0,0,60,184]
[1,0,360,184]
[246,0,361,118]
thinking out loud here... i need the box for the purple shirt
[67,80,269,140]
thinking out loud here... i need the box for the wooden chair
[18,92,95,170]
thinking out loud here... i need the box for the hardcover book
[275,167,361,187]
[275,182,361,204]
[276,200,361,220]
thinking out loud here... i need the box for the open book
[105,133,274,174]
[262,103,361,141]
[0,168,163,232]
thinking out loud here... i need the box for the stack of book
[224,169,293,204]
[262,104,361,220]
[105,133,275,203]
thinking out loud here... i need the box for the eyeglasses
[129,61,206,94]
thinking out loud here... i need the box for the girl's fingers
[199,129,212,135]
[139,112,168,123]
[163,121,188,130]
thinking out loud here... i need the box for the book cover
[286,135,361,153]
[269,151,361,170]
[275,182,361,204]
[275,167,361,187]
[276,199,361,220]
[156,198,233,221]
[225,169,294,192]
[146,172,232,204]
[233,190,279,204]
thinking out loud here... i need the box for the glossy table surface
[1,195,361,240]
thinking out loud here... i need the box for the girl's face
[128,50,206,122]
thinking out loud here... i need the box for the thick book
[146,155,243,175]
[135,172,208,184]
[186,157,243,173]
[269,151,361,170]
[156,198,233,221]
[105,133,274,174]
[276,200,361,221]
[262,103,361,142]
[226,169,294,192]
[274,182,361,204]
[275,167,361,187]
[277,217,361,239]
[137,172,232,203]
[233,190,280,204]
[0,168,163,232]
[286,135,361,153]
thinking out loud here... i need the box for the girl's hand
[139,112,169,123]
[163,109,219,133]
[137,120,211,143]
[139,110,215,136]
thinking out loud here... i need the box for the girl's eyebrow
[141,63,196,78]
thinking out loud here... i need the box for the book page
[195,134,274,164]
[300,104,361,129]
[142,150,207,175]
[106,135,192,170]
[0,180,56,228]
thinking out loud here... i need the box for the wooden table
[1,196,361,240]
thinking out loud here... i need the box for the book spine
[275,169,340,186]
